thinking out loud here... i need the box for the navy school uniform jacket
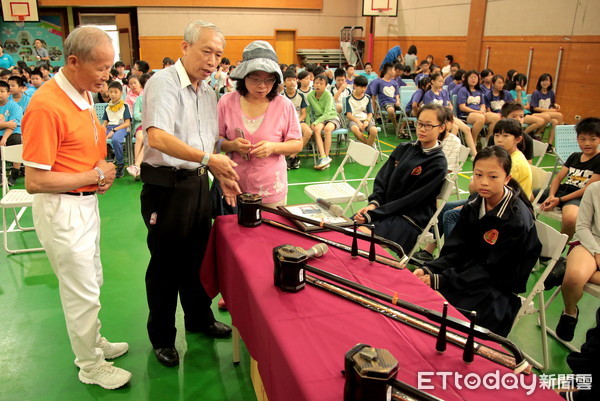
[364,141,447,251]
[421,187,542,336]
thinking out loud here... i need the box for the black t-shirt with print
[562,152,600,192]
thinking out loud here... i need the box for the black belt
[140,163,208,188]
[61,191,97,196]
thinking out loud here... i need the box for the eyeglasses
[246,77,276,86]
[416,122,443,131]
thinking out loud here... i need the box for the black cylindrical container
[273,245,307,292]
[344,344,398,401]
[237,193,262,227]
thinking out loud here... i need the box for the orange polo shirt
[22,71,107,192]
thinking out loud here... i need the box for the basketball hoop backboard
[362,0,398,17]
[2,0,39,22]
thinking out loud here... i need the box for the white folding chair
[531,139,549,167]
[407,176,455,261]
[530,166,553,212]
[509,220,568,370]
[450,145,471,200]
[304,141,379,215]
[1,145,44,254]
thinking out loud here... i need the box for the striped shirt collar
[478,186,513,219]
[53,68,94,111]
[174,58,211,93]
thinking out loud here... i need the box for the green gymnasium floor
[1,133,599,401]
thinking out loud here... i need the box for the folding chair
[509,220,568,370]
[450,145,471,200]
[530,166,553,212]
[94,103,107,121]
[304,140,379,215]
[398,86,417,139]
[406,175,455,261]
[1,145,44,254]
[531,139,549,167]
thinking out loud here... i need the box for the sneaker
[543,256,567,290]
[98,337,129,360]
[412,249,435,263]
[286,157,293,170]
[546,144,554,154]
[78,361,131,390]
[115,165,124,178]
[290,156,300,169]
[314,156,332,170]
[556,307,579,342]
[126,165,140,177]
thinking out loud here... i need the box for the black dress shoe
[154,347,179,367]
[186,320,232,339]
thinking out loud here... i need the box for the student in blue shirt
[484,75,513,114]
[367,63,400,132]
[25,69,44,97]
[0,44,15,70]
[0,80,23,185]
[458,70,501,145]
[8,76,30,113]
[358,62,378,82]
[530,73,564,150]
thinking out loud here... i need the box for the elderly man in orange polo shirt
[22,27,131,390]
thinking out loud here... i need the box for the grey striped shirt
[142,59,218,169]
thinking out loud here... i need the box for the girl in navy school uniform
[406,76,431,117]
[424,72,477,157]
[414,146,541,336]
[485,75,514,114]
[354,103,448,255]
[457,70,501,147]
[530,73,564,151]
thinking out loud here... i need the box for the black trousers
[140,165,213,348]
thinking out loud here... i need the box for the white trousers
[33,193,104,369]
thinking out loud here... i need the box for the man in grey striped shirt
[141,20,240,367]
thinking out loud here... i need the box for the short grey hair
[64,26,112,62]
[183,20,225,47]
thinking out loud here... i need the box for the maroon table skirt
[201,213,560,401]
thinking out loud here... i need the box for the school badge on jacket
[411,166,422,175]
[483,229,499,245]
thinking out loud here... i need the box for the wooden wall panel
[40,0,323,10]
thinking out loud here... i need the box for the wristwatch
[201,152,211,166]
[94,167,106,186]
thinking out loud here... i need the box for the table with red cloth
[200,213,561,401]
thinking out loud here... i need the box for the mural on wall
[1,15,64,67]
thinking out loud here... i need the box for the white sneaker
[314,156,332,170]
[78,361,132,389]
[126,165,140,177]
[98,337,129,360]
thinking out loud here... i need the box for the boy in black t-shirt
[539,118,600,238]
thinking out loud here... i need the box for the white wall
[138,0,366,38]
[375,0,470,37]
[485,0,600,36]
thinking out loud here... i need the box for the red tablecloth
[201,213,561,401]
